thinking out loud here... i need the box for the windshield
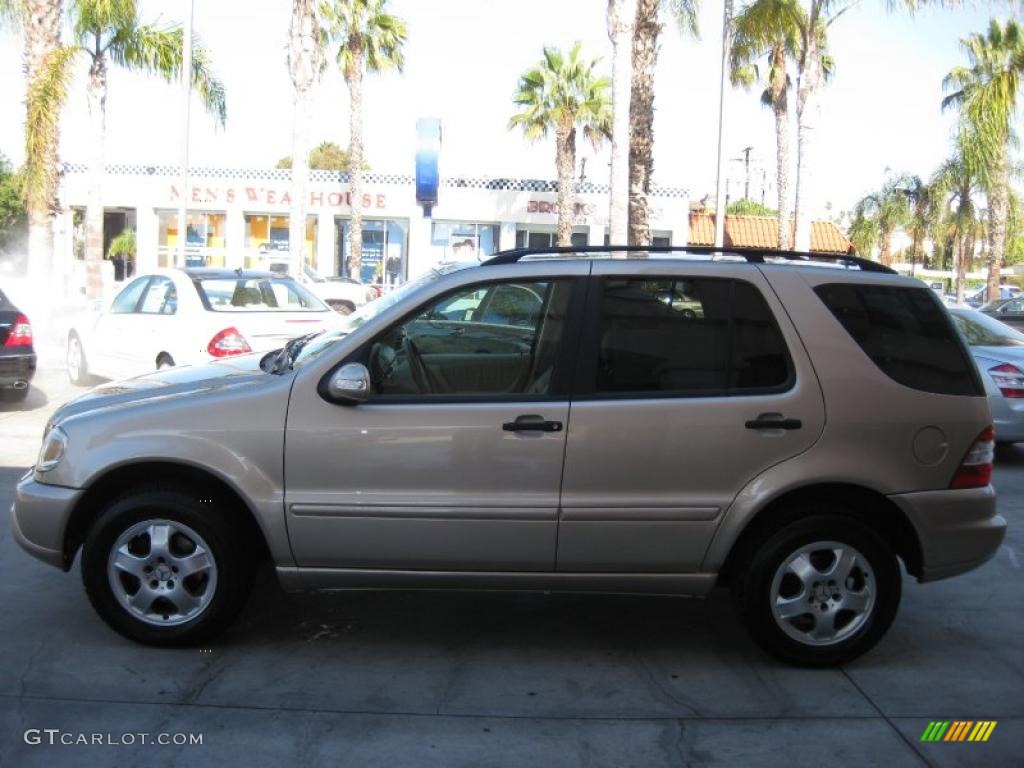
[951,310,1024,347]
[303,264,328,283]
[193,276,327,312]
[293,268,444,364]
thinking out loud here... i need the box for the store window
[157,211,226,268]
[338,218,408,287]
[603,231,672,247]
[244,214,317,269]
[430,221,500,263]
[515,228,588,249]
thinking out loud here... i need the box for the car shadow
[995,442,1024,466]
[0,383,48,412]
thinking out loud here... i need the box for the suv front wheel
[81,487,255,646]
[734,512,901,666]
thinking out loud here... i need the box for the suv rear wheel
[733,512,901,666]
[81,487,255,646]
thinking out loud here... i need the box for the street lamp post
[177,0,194,269]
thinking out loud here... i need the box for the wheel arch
[63,460,272,570]
[712,482,923,585]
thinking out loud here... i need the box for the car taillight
[950,426,995,489]
[4,313,32,347]
[988,363,1024,397]
[207,327,251,357]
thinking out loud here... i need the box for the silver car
[949,306,1024,443]
[11,247,1006,666]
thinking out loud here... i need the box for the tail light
[4,313,32,347]
[988,363,1024,397]
[207,327,251,357]
[950,426,995,489]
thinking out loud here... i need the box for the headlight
[36,426,68,472]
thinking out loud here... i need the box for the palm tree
[902,174,938,271]
[943,19,1024,303]
[629,0,698,245]
[729,0,803,249]
[320,0,406,282]
[69,0,226,298]
[606,0,638,245]
[509,43,612,246]
[287,0,325,279]
[5,0,67,288]
[847,175,911,266]
[932,138,985,301]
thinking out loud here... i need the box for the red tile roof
[688,214,852,254]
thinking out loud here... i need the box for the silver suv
[11,246,1006,665]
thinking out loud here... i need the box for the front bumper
[9,471,83,570]
[0,350,36,387]
[890,485,1006,582]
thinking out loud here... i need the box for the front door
[284,274,583,571]
[556,263,826,572]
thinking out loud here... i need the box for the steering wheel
[402,334,432,394]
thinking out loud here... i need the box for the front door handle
[503,414,563,433]
[745,415,802,431]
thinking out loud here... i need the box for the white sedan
[67,268,343,384]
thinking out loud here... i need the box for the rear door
[556,261,825,572]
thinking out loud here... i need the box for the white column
[225,209,245,269]
[499,221,517,251]
[136,207,159,274]
[588,224,605,246]
[406,213,433,279]
[316,211,335,275]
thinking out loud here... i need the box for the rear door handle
[503,415,563,433]
[745,415,802,431]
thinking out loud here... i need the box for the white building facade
[56,165,690,288]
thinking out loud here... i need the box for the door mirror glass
[327,363,371,403]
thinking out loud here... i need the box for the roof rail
[480,244,897,274]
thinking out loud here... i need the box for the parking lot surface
[1,364,1022,767]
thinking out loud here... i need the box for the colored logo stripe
[920,721,997,742]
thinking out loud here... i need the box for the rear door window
[815,283,981,396]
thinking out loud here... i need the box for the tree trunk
[84,53,107,300]
[628,0,660,247]
[986,143,1010,303]
[607,0,636,246]
[22,0,63,289]
[955,235,966,303]
[793,14,823,253]
[288,0,323,279]
[555,121,577,247]
[345,52,365,282]
[879,230,894,267]
[770,46,791,250]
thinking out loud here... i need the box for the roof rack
[480,244,897,274]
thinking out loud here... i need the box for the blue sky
[0,0,1014,215]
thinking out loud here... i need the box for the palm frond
[24,44,77,213]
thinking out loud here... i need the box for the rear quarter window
[814,283,982,396]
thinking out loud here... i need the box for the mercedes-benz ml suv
[11,246,1006,666]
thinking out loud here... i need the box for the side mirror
[327,363,371,404]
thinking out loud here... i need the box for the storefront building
[56,165,691,288]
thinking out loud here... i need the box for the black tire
[67,333,91,386]
[733,511,901,666]
[81,487,255,646]
[156,353,175,370]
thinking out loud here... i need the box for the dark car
[0,287,36,401]
[980,297,1024,329]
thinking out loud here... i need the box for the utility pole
[740,145,753,201]
[713,0,733,247]
[177,0,194,269]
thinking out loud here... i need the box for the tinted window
[138,277,177,315]
[595,278,791,395]
[110,278,150,314]
[367,280,571,398]
[815,284,981,396]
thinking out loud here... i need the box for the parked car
[267,261,376,315]
[0,286,36,401]
[14,246,1005,666]
[966,284,1022,308]
[949,306,1024,443]
[979,296,1024,329]
[65,268,341,384]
